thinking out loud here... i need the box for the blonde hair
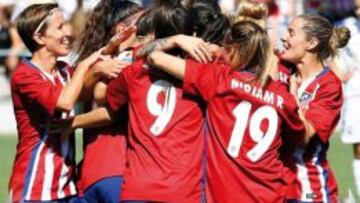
[225,21,270,87]
[233,1,268,28]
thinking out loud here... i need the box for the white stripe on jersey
[315,165,328,203]
[298,164,313,201]
[41,149,54,200]
[25,137,47,200]
[57,163,69,199]
[69,180,77,195]
[313,144,328,203]
[294,148,314,202]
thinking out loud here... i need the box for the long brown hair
[75,0,142,62]
[225,21,270,86]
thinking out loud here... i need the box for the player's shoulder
[11,59,39,84]
[318,68,342,87]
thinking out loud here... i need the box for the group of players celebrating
[8,0,351,202]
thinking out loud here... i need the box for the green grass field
[0,133,358,202]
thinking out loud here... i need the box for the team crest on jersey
[299,84,320,110]
[299,92,312,106]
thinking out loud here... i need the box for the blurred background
[0,0,358,202]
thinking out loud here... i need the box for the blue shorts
[82,176,123,203]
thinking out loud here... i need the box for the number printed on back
[227,101,278,162]
[146,80,176,136]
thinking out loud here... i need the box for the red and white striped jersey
[183,59,304,203]
[9,59,77,202]
[286,67,342,202]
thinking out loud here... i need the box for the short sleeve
[305,82,343,143]
[183,59,223,101]
[12,71,62,117]
[106,68,130,112]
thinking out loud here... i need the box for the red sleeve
[106,67,130,112]
[13,71,62,117]
[183,59,223,101]
[305,82,343,143]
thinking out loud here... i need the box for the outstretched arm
[47,106,116,138]
[72,106,115,129]
[138,34,212,63]
[148,51,186,80]
[142,35,214,79]
[56,50,101,112]
[80,58,129,101]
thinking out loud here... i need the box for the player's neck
[31,50,57,74]
[296,55,323,80]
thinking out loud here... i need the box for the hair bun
[234,2,268,28]
[237,2,268,20]
[331,26,351,49]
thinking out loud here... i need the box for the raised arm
[81,58,129,101]
[56,51,101,112]
[72,106,115,129]
[47,106,116,138]
[142,35,213,79]
[138,34,212,63]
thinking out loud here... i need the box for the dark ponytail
[188,0,229,44]
[151,0,191,39]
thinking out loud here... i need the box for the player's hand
[78,48,105,69]
[92,59,130,79]
[46,117,74,140]
[208,44,223,61]
[102,26,137,55]
[174,35,213,63]
[266,47,280,80]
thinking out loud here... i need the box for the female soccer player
[8,3,102,202]
[281,14,350,203]
[50,1,229,202]
[74,1,143,202]
[136,21,306,203]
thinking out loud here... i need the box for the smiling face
[38,11,71,57]
[280,17,310,64]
